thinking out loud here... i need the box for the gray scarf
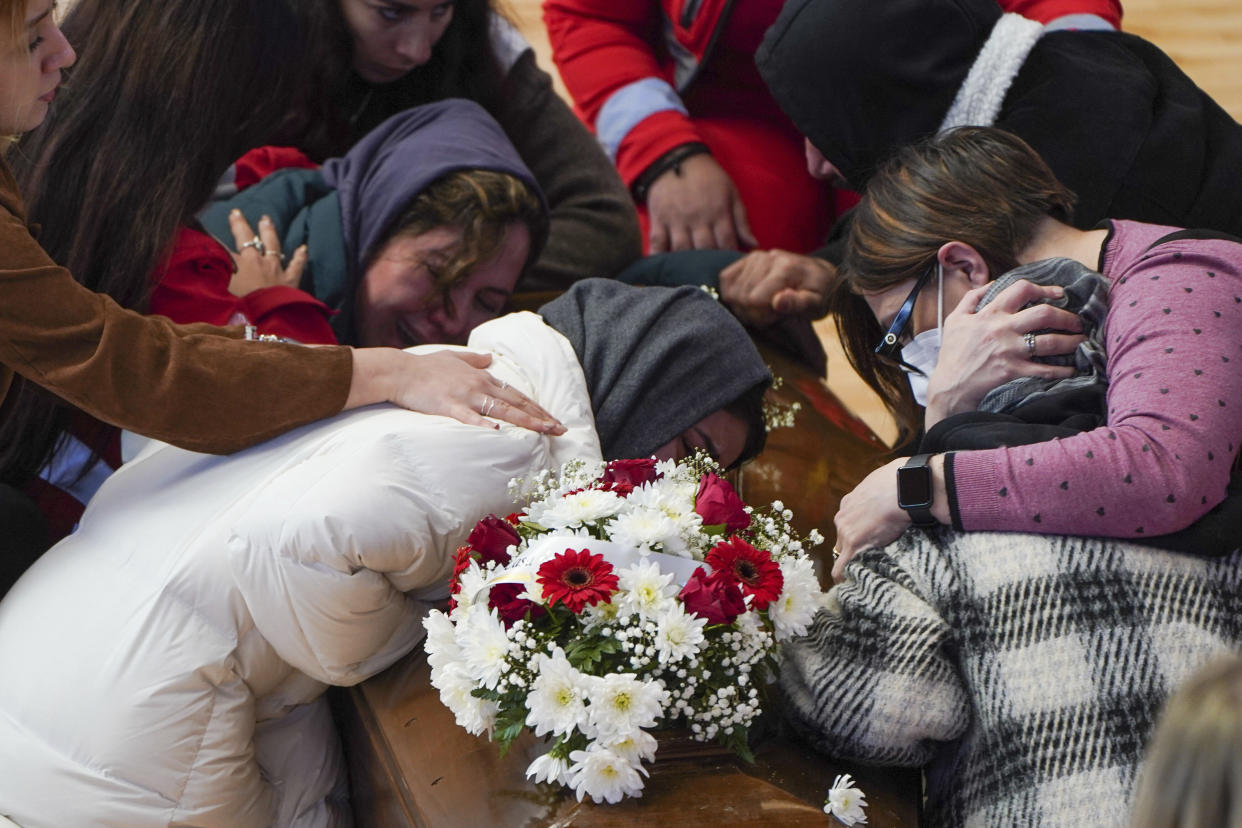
[975,257,1109,414]
[539,279,771,460]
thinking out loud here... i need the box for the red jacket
[543,0,1124,188]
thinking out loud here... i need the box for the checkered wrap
[780,529,1242,827]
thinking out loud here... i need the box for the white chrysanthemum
[604,507,681,553]
[615,561,677,619]
[459,607,513,690]
[769,556,824,640]
[526,488,624,529]
[433,662,499,737]
[625,479,701,551]
[603,728,658,766]
[526,751,572,786]
[525,648,590,738]
[453,562,490,614]
[824,773,868,825]
[567,743,648,804]
[653,602,707,664]
[584,673,668,740]
[422,609,463,670]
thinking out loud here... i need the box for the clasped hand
[718,249,836,327]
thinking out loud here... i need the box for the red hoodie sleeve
[150,227,338,345]
[997,0,1121,28]
[543,0,705,187]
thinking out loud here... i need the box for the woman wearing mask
[827,127,1242,569]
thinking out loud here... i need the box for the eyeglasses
[873,263,936,375]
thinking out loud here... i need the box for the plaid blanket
[781,529,1242,827]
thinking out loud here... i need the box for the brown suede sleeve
[492,51,642,291]
[0,164,352,455]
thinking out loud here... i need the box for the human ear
[937,241,990,286]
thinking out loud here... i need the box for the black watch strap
[898,453,938,528]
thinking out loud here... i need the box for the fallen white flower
[824,772,868,826]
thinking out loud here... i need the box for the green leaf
[564,634,621,670]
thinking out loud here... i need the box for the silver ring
[498,380,508,392]
[1024,331,1037,358]
[240,236,265,255]
[262,250,284,262]
[481,396,496,417]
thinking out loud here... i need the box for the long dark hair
[291,0,507,160]
[0,0,307,487]
[835,127,1077,444]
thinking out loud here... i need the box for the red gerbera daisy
[705,536,783,610]
[537,548,619,614]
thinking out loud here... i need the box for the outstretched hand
[348,348,567,435]
[719,249,837,327]
[646,154,757,254]
[924,279,1085,429]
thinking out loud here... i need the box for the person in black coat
[757,0,1242,235]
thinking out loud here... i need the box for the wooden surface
[336,652,920,828]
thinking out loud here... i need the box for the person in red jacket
[551,0,1123,333]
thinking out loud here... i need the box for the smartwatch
[897,453,938,528]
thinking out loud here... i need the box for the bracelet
[631,142,711,203]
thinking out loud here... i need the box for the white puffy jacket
[0,313,601,827]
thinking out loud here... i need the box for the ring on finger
[481,395,496,417]
[240,236,265,255]
[832,547,841,560]
[262,250,285,263]
[498,380,508,392]
[1024,331,1037,358]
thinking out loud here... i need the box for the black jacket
[757,0,1242,235]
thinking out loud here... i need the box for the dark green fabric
[200,169,352,344]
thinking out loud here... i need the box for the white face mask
[901,262,944,407]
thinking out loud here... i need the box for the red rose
[678,567,746,625]
[467,514,520,565]
[601,458,661,490]
[695,473,751,533]
[488,582,545,628]
[706,536,783,611]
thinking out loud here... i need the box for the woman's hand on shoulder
[347,348,567,435]
[924,279,1085,428]
[646,154,757,254]
[226,210,307,298]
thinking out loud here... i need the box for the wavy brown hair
[372,167,547,318]
[833,126,1077,444]
[1,0,306,487]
